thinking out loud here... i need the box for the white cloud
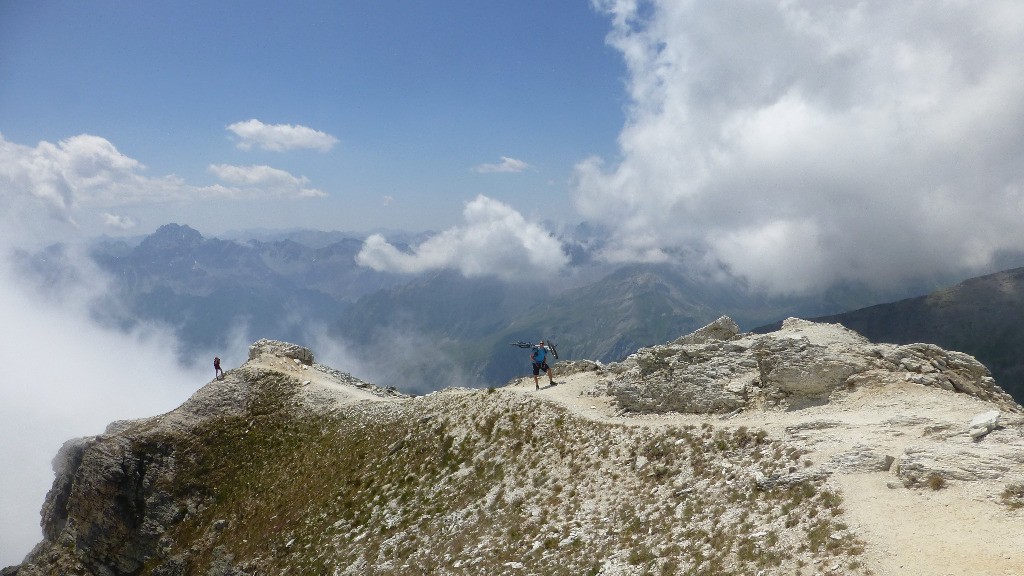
[208,164,327,198]
[0,133,140,214]
[227,119,338,152]
[356,194,568,280]
[577,1,1024,293]
[0,246,207,566]
[0,133,224,210]
[0,132,213,247]
[102,212,136,230]
[474,156,530,173]
[0,133,328,241]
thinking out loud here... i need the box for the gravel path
[503,367,1024,576]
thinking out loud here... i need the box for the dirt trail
[247,356,386,405]
[504,369,1024,576]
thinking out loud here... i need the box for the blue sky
[0,0,623,236]
[6,1,1024,293]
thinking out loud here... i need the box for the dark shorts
[532,362,549,376]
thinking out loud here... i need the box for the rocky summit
[6,320,1024,576]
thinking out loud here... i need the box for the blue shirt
[532,346,547,363]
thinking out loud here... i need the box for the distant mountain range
[327,261,917,393]
[16,223,1024,402]
[17,224,407,360]
[330,260,987,393]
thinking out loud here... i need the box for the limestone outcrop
[606,316,1021,415]
[248,338,315,365]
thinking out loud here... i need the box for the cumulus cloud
[576,1,1024,293]
[227,119,338,152]
[0,133,215,211]
[474,156,531,173]
[0,132,327,239]
[208,164,327,198]
[0,132,142,215]
[356,194,568,280]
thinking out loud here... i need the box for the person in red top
[214,356,224,379]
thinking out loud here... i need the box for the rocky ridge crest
[6,319,1024,576]
[599,316,1019,415]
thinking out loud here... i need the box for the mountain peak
[138,223,204,252]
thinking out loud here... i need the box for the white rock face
[897,436,1024,485]
[610,316,756,413]
[968,410,1001,439]
[608,316,1019,414]
[753,333,867,395]
[248,339,315,364]
[829,444,896,473]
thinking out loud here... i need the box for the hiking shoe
[549,381,558,386]
[535,382,540,390]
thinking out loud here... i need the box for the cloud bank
[356,194,568,280]
[227,119,339,152]
[576,1,1024,293]
[0,248,208,566]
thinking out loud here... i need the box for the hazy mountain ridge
[7,323,1023,575]
[18,224,1024,403]
[341,262,946,393]
[49,224,406,359]
[332,264,747,392]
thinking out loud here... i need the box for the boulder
[968,410,1000,439]
[248,339,314,365]
[610,332,756,414]
[672,315,740,346]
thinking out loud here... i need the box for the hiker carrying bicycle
[531,341,556,390]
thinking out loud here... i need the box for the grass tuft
[1001,483,1024,510]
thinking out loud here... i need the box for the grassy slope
[147,369,869,575]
